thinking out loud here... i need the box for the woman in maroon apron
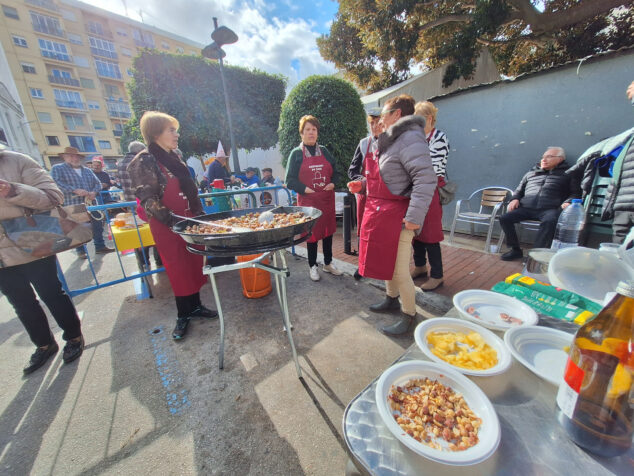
[348,109,383,280]
[348,95,437,335]
[128,111,217,341]
[285,115,341,282]
[411,101,450,291]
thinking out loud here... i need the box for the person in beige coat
[0,145,84,374]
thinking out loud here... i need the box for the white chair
[448,187,513,253]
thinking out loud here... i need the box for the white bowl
[504,326,574,386]
[414,318,511,377]
[548,247,634,303]
[453,290,539,331]
[375,360,501,466]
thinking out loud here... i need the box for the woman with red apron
[128,111,217,341]
[411,101,450,291]
[285,115,341,282]
[349,95,437,336]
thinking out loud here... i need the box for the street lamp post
[202,18,241,173]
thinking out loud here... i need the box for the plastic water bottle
[551,199,586,250]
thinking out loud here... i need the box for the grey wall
[432,49,634,232]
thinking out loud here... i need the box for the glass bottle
[556,280,634,457]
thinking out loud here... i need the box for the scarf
[148,143,202,216]
[300,143,322,157]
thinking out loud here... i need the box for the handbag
[438,177,458,206]
[1,204,93,260]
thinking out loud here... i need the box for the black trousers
[612,210,634,244]
[412,241,443,279]
[0,256,81,347]
[307,235,333,267]
[499,207,561,249]
[175,292,201,318]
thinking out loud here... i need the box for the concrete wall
[432,48,634,232]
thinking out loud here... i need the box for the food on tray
[388,378,482,451]
[184,212,310,234]
[426,331,498,370]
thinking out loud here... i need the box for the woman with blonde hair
[128,111,217,340]
[410,101,450,291]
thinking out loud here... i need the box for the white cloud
[81,0,334,86]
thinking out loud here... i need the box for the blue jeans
[76,216,105,254]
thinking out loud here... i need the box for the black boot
[369,295,400,313]
[501,247,523,261]
[172,317,190,340]
[381,312,415,336]
[189,305,218,319]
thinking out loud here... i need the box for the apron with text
[296,145,336,243]
[358,150,410,280]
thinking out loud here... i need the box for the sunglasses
[380,108,398,118]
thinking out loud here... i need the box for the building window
[74,56,89,68]
[113,123,124,136]
[30,11,64,37]
[89,36,117,59]
[46,135,60,146]
[95,59,122,79]
[38,38,71,62]
[88,101,100,110]
[37,111,53,123]
[116,27,127,37]
[2,5,19,20]
[21,62,36,74]
[86,20,108,37]
[61,9,76,22]
[80,77,95,88]
[30,88,44,98]
[93,120,106,130]
[120,47,132,57]
[106,100,131,119]
[68,135,96,152]
[161,41,170,49]
[63,113,85,130]
[98,140,111,149]
[12,35,28,47]
[175,47,184,54]
[53,88,84,109]
[132,28,154,48]
[104,84,119,97]
[68,33,82,45]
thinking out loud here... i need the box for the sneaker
[24,342,59,375]
[501,248,523,261]
[95,246,115,254]
[172,317,190,340]
[189,305,218,319]
[323,263,342,276]
[309,265,320,281]
[63,336,84,364]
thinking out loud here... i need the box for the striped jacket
[50,162,101,205]
[427,129,449,178]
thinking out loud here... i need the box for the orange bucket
[236,254,272,299]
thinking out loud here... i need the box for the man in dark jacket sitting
[500,147,581,260]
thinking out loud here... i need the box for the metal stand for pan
[186,236,308,378]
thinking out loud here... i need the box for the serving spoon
[258,205,284,224]
[172,213,251,233]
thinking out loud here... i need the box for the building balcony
[85,23,113,39]
[90,47,118,60]
[48,75,80,87]
[133,39,154,48]
[33,23,65,38]
[41,50,72,63]
[55,99,86,110]
[25,0,59,12]
[107,110,131,119]
[97,70,123,81]
[113,129,123,137]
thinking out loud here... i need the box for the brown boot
[421,277,443,291]
[410,266,428,279]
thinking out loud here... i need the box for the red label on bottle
[563,356,584,392]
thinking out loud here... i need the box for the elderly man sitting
[499,147,581,260]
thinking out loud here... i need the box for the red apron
[358,150,410,280]
[296,145,336,243]
[415,128,445,243]
[355,138,373,236]
[140,164,207,297]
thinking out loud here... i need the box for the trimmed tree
[123,50,286,167]
[278,75,367,189]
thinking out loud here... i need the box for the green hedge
[122,50,286,157]
[278,75,367,189]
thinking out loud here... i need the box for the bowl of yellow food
[414,318,512,377]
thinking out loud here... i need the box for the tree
[123,51,286,163]
[278,75,367,189]
[318,1,634,92]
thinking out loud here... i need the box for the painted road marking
[149,326,190,415]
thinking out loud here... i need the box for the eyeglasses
[380,108,398,118]
[542,155,561,159]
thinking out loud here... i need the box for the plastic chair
[448,187,513,253]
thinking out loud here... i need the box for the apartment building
[0,0,202,168]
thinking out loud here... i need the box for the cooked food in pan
[184,212,311,234]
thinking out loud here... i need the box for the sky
[81,0,339,86]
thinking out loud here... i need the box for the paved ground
[0,228,523,476]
